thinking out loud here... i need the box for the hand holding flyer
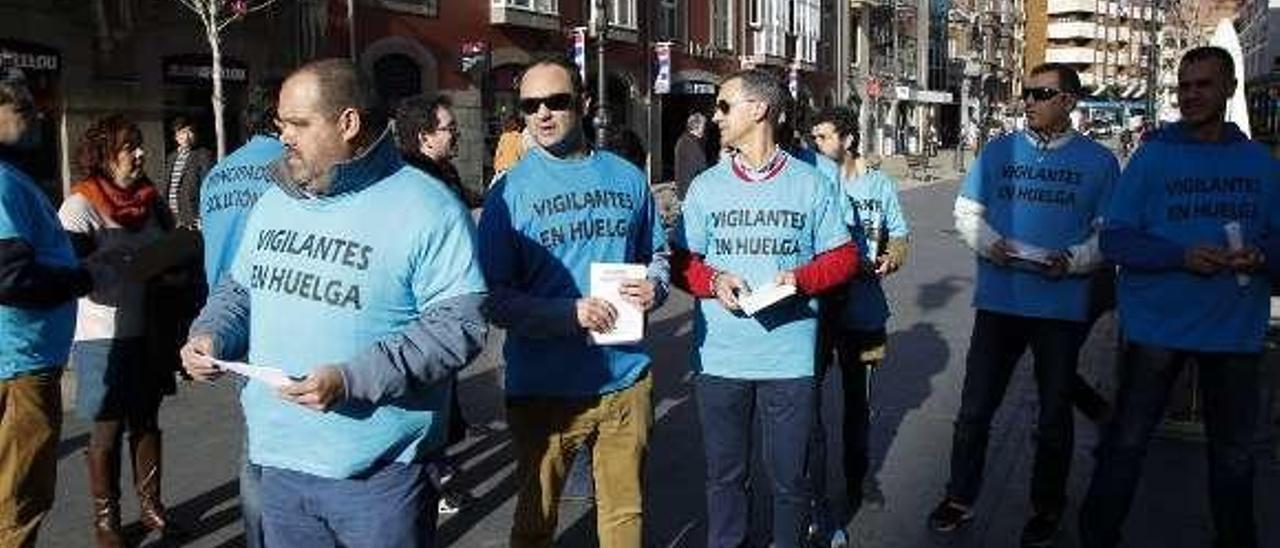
[206,357,296,389]
[737,282,797,316]
[589,263,647,345]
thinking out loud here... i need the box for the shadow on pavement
[866,321,951,498]
[915,275,971,313]
[141,479,240,547]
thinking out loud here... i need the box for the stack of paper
[208,357,295,389]
[589,263,648,345]
[737,282,797,316]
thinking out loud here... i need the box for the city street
[37,172,1280,548]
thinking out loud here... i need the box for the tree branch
[176,0,202,15]
[245,0,282,16]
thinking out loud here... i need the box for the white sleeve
[953,195,1003,259]
[1066,218,1103,274]
[57,194,99,235]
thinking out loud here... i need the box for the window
[749,0,762,28]
[657,0,686,41]
[712,0,733,50]
[492,0,558,14]
[591,0,636,29]
[793,0,820,64]
[378,0,438,16]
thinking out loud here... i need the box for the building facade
[0,0,317,200]
[339,0,839,189]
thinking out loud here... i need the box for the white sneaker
[829,529,849,548]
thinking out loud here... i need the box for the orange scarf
[69,177,158,231]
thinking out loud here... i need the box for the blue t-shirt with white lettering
[960,132,1118,321]
[1107,123,1280,353]
[230,144,486,479]
[0,160,77,378]
[841,169,909,330]
[201,135,283,287]
[478,148,666,397]
[794,147,856,230]
[677,151,851,379]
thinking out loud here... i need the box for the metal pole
[346,0,356,61]
[596,0,609,149]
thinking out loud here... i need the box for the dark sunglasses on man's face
[519,93,575,115]
[1022,87,1063,102]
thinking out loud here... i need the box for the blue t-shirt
[478,148,666,397]
[200,136,283,287]
[959,132,1118,321]
[0,160,77,378]
[794,147,856,230]
[840,169,909,330]
[1106,124,1280,353]
[676,151,851,379]
[230,149,486,479]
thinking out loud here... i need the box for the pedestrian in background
[60,114,179,547]
[674,112,709,200]
[931,63,1118,547]
[807,105,910,547]
[161,116,211,229]
[395,94,483,209]
[492,112,526,175]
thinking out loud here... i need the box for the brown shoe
[130,430,169,533]
[86,444,125,548]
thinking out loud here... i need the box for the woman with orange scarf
[57,115,177,547]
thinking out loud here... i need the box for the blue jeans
[260,462,437,548]
[1079,343,1260,548]
[240,444,263,548]
[947,310,1088,514]
[697,374,815,548]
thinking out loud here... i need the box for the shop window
[493,0,558,14]
[377,0,438,16]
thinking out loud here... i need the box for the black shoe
[927,498,974,533]
[1020,512,1060,547]
[861,478,886,511]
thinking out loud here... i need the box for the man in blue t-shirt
[0,69,107,548]
[180,59,487,548]
[1079,47,1280,548]
[476,58,669,548]
[929,63,1119,547]
[807,106,910,543]
[191,79,282,548]
[672,69,856,548]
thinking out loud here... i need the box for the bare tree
[175,0,280,160]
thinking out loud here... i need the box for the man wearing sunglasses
[930,63,1119,547]
[672,69,856,548]
[476,57,669,548]
[1079,46,1280,548]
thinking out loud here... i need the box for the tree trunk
[207,3,226,160]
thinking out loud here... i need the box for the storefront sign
[672,81,716,95]
[0,40,59,74]
[163,54,247,84]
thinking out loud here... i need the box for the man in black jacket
[673,111,708,200]
[162,117,212,228]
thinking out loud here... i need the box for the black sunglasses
[519,93,575,115]
[1022,87,1063,102]
[716,98,760,115]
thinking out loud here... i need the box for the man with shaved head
[478,56,668,548]
[180,58,487,547]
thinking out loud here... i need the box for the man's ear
[338,107,362,143]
